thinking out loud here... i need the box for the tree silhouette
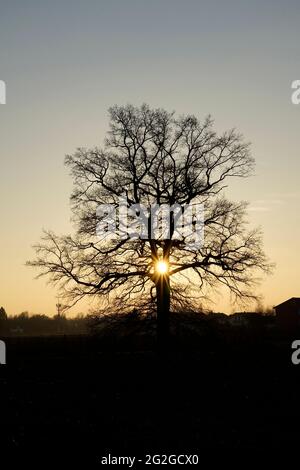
[28,104,271,346]
[0,307,7,321]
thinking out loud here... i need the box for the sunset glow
[156,261,169,275]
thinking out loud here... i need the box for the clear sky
[1,0,300,316]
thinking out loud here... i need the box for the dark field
[1,319,300,466]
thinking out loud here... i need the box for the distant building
[275,298,300,329]
[229,312,261,327]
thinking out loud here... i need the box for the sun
[156,260,169,275]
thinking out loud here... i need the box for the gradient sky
[1,0,300,316]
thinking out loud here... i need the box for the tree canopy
[28,104,271,319]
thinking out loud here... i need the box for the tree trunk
[156,274,170,350]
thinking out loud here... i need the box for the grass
[1,313,300,464]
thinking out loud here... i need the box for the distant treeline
[0,310,89,336]
[0,305,275,338]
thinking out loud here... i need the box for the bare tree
[27,104,272,346]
